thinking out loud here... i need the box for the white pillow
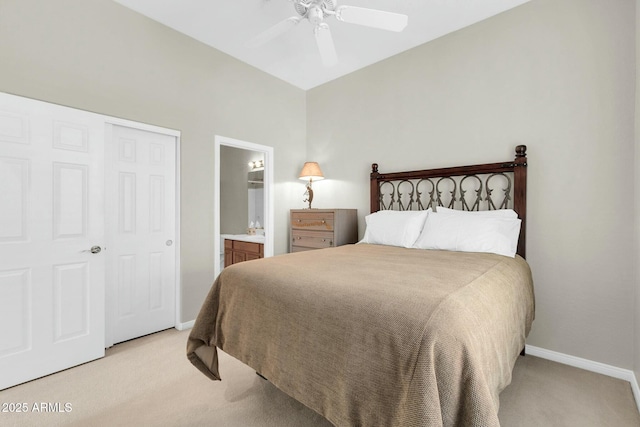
[360,210,430,248]
[435,207,518,218]
[413,213,521,257]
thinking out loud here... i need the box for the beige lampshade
[298,162,324,181]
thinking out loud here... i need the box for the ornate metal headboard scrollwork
[370,145,528,258]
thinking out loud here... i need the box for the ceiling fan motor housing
[294,0,337,22]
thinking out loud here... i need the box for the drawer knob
[321,220,326,224]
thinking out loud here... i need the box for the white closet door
[0,93,105,390]
[107,125,176,345]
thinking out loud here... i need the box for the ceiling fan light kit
[246,0,408,67]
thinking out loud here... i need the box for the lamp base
[303,183,314,209]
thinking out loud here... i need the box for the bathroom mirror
[220,145,264,234]
[247,169,264,230]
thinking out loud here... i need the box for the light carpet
[1,329,639,426]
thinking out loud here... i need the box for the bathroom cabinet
[225,239,264,267]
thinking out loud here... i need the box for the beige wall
[635,0,640,386]
[0,0,307,321]
[307,0,637,369]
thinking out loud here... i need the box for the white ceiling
[113,0,531,90]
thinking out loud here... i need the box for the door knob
[90,246,102,254]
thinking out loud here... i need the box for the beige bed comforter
[187,244,534,427]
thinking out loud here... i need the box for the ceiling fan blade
[336,6,408,32]
[245,16,301,48]
[314,23,338,67]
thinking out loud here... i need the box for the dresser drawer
[291,211,334,232]
[291,246,316,253]
[291,230,334,249]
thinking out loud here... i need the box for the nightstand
[290,209,358,252]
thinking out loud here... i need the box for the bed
[187,145,534,426]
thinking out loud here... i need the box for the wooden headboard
[370,145,528,258]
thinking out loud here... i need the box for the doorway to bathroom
[214,135,274,278]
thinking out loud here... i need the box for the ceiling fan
[246,0,408,67]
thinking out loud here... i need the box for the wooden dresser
[290,209,358,253]
[224,239,264,267]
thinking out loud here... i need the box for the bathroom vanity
[222,234,265,267]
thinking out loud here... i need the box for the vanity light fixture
[248,159,264,170]
[298,162,324,209]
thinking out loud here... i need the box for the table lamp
[298,162,324,209]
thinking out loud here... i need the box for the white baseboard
[175,320,195,331]
[526,345,640,414]
[632,375,640,416]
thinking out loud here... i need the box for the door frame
[214,135,274,279]
[104,117,181,348]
